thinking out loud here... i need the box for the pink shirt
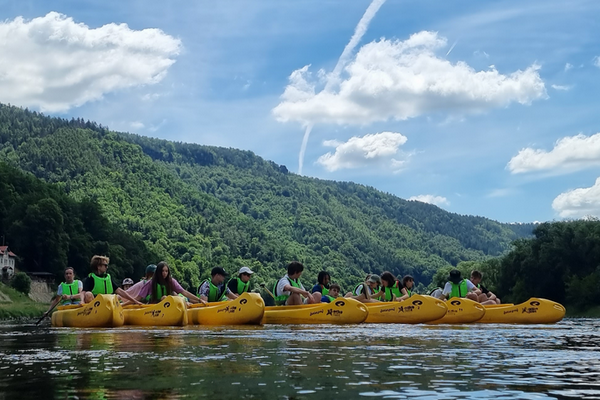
[137,279,185,299]
[127,279,150,298]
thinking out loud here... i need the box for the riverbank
[0,283,47,320]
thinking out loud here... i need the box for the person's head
[64,267,75,283]
[448,269,462,284]
[317,271,330,287]
[368,274,381,288]
[380,272,396,288]
[238,266,254,283]
[145,264,157,280]
[122,278,134,290]
[211,267,229,284]
[402,275,414,289]
[470,270,483,285]
[329,283,341,297]
[90,255,109,275]
[287,261,304,278]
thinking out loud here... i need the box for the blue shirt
[320,295,331,303]
[311,284,323,294]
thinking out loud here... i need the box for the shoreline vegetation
[0,283,48,320]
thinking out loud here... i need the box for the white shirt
[442,279,476,296]
[275,275,304,297]
[353,284,374,296]
[57,280,83,295]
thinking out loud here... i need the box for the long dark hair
[380,271,397,288]
[317,271,330,286]
[151,261,174,303]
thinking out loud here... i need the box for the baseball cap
[211,267,229,277]
[449,269,462,284]
[368,274,381,284]
[122,278,134,285]
[239,266,254,275]
[146,264,157,274]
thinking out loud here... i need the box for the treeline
[0,162,157,282]
[0,103,535,292]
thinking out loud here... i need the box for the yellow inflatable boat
[51,294,124,328]
[187,292,265,325]
[365,295,448,323]
[123,295,188,326]
[262,298,368,325]
[428,297,485,324]
[478,298,565,324]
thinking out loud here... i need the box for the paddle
[259,283,275,299]
[35,298,60,325]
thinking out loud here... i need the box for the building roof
[0,246,16,257]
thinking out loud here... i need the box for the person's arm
[397,287,409,302]
[440,283,451,300]
[198,282,209,302]
[226,288,238,300]
[283,283,311,298]
[180,289,207,305]
[115,287,143,305]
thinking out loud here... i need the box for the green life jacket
[89,273,113,295]
[313,284,329,296]
[273,276,302,304]
[228,277,250,294]
[324,295,336,302]
[146,284,167,303]
[450,279,469,298]
[203,279,226,302]
[383,281,402,301]
[406,288,413,297]
[59,281,81,305]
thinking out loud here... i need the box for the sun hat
[211,267,229,277]
[146,264,157,274]
[122,278,134,285]
[368,274,381,284]
[449,269,462,284]
[239,266,254,275]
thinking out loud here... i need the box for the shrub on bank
[11,273,31,295]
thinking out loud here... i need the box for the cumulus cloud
[0,12,181,112]
[408,195,450,207]
[273,31,546,125]
[316,132,408,172]
[552,178,600,218]
[507,133,600,174]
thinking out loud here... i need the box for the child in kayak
[82,255,141,305]
[273,261,321,305]
[320,283,341,303]
[311,271,331,296]
[135,261,206,305]
[438,269,479,302]
[345,274,382,303]
[470,270,501,305]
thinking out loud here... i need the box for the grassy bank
[0,283,48,320]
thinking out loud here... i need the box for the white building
[0,246,17,280]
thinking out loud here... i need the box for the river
[0,319,599,399]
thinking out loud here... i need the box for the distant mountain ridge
[0,103,534,289]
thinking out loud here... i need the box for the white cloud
[594,56,600,68]
[564,63,573,72]
[408,195,450,207]
[0,12,181,112]
[551,84,572,91]
[273,31,546,125]
[316,131,408,172]
[507,133,600,174]
[552,178,600,218]
[130,121,145,130]
[487,188,513,198]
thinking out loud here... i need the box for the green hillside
[0,104,533,290]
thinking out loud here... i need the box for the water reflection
[0,320,598,399]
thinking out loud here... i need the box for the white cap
[239,266,254,275]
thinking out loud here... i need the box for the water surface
[0,319,599,399]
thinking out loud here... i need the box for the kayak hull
[365,295,448,323]
[479,297,565,324]
[428,297,485,324]
[123,295,188,326]
[262,298,368,325]
[51,294,124,328]
[187,292,265,325]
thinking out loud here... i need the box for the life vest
[202,279,226,302]
[450,279,469,298]
[273,276,302,304]
[89,273,113,295]
[146,284,168,303]
[59,281,81,305]
[228,277,250,294]
[313,284,329,296]
[383,281,402,301]
[323,295,336,302]
[406,288,413,297]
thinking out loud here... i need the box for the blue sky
[1,0,600,223]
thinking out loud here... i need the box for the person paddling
[198,267,238,302]
[311,271,331,296]
[227,266,254,296]
[135,261,205,305]
[82,255,141,305]
[42,267,83,318]
[273,261,321,305]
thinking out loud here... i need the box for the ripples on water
[0,319,599,399]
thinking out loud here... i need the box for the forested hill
[0,104,534,290]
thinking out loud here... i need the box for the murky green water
[0,319,599,399]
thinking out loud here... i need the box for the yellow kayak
[123,295,188,326]
[365,295,448,323]
[187,292,265,325]
[52,294,124,328]
[428,297,485,324]
[262,298,368,325]
[478,298,566,324]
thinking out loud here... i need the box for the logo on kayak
[450,300,461,306]
[164,302,171,308]
[335,301,345,307]
[240,299,248,305]
[77,307,93,317]
[380,308,395,313]
[530,301,541,306]
[310,309,324,316]
[397,305,415,313]
[522,305,539,314]
[144,310,163,317]
[93,301,100,307]
[217,306,238,314]
[327,309,344,317]
[503,309,518,315]
[412,300,423,306]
